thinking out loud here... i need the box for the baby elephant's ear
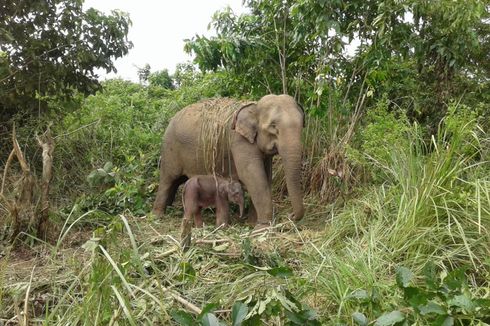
[217,181,229,196]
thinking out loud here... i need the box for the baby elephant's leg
[215,197,230,227]
[194,208,204,228]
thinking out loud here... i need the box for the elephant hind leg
[166,175,188,207]
[152,172,186,218]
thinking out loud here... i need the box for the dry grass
[197,98,253,175]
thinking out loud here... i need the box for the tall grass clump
[291,102,490,323]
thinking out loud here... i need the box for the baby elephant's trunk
[237,196,244,219]
[228,180,245,219]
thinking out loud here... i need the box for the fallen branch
[195,238,230,244]
[154,247,179,259]
[180,217,193,250]
[160,284,202,315]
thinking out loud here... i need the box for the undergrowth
[1,78,489,325]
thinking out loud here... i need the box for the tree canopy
[185,0,490,125]
[0,0,132,119]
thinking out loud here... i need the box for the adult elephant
[152,94,305,228]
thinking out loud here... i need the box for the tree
[185,0,490,126]
[149,69,175,89]
[0,0,133,119]
[137,63,151,85]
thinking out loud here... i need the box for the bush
[347,95,412,183]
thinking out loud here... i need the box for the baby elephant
[182,175,244,227]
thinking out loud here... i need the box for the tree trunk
[36,130,54,239]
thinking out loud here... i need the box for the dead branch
[10,126,35,240]
[195,238,230,244]
[1,125,55,242]
[0,149,15,195]
[53,119,100,139]
[36,129,54,239]
[154,247,179,259]
[12,125,30,174]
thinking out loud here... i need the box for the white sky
[83,0,246,82]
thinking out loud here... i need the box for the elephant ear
[232,103,257,144]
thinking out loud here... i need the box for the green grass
[1,158,488,324]
[1,82,489,324]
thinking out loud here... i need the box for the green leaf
[81,237,101,252]
[266,266,293,278]
[200,303,219,316]
[103,161,113,172]
[447,294,475,312]
[443,267,467,291]
[474,298,490,310]
[419,301,446,315]
[299,307,318,321]
[285,306,320,325]
[201,313,221,326]
[284,309,304,324]
[396,266,413,288]
[434,315,454,326]
[347,289,370,302]
[243,314,261,326]
[232,301,248,326]
[403,287,428,308]
[352,312,369,326]
[374,311,405,326]
[178,262,196,282]
[171,310,195,326]
[422,262,438,290]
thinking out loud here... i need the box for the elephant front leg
[233,156,273,227]
[247,181,273,228]
[246,206,258,226]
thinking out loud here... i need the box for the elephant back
[170,98,253,176]
[196,98,251,175]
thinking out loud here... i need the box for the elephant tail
[182,180,188,212]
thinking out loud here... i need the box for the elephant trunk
[279,138,305,221]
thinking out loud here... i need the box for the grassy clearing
[1,152,488,325]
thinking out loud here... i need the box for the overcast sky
[83,0,246,81]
